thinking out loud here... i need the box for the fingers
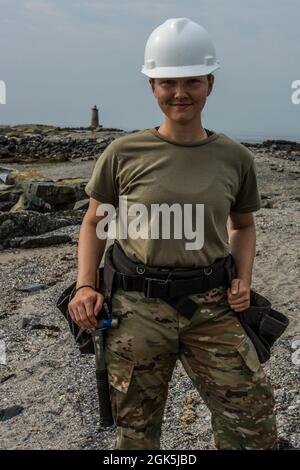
[227,280,250,312]
[229,279,240,295]
[81,301,98,330]
[68,290,103,330]
[73,304,96,330]
[94,293,104,317]
[227,294,250,311]
[229,301,250,312]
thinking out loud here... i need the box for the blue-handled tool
[91,308,120,427]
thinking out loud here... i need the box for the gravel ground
[0,147,299,450]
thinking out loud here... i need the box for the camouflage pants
[105,286,277,450]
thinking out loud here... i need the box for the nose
[173,82,189,100]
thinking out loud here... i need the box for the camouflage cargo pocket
[105,348,145,427]
[105,348,134,393]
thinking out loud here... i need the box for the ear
[207,74,215,96]
[149,78,157,96]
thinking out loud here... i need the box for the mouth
[170,103,192,109]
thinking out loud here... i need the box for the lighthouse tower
[90,105,99,128]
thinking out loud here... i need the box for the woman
[68,18,277,450]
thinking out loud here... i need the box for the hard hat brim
[141,63,220,78]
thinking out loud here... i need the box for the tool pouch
[56,267,105,354]
[238,290,289,363]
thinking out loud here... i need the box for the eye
[160,80,174,86]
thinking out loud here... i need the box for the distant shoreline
[0,124,299,145]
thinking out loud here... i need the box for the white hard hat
[141,18,220,78]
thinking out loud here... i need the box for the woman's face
[150,75,214,125]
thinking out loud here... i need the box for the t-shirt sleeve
[85,142,119,206]
[231,157,261,213]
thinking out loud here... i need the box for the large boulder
[10,193,52,213]
[0,183,14,197]
[0,210,84,244]
[9,233,72,249]
[0,183,23,211]
[25,178,88,210]
[0,200,16,211]
[6,171,51,189]
[1,174,88,212]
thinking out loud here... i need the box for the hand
[68,287,104,330]
[227,279,251,312]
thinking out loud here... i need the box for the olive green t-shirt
[85,127,261,268]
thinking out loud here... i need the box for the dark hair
[150,74,214,83]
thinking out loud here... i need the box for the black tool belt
[103,242,289,363]
[103,242,236,320]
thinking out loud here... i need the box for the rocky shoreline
[0,125,299,450]
[0,125,126,163]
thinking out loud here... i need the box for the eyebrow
[159,78,202,83]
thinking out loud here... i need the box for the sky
[0,0,300,141]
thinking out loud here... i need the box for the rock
[290,150,300,159]
[26,180,88,210]
[0,211,83,243]
[260,192,280,199]
[0,184,24,211]
[17,316,61,332]
[55,178,87,185]
[10,193,52,213]
[0,373,16,384]
[16,283,48,293]
[0,405,24,422]
[0,127,128,165]
[0,185,23,211]
[0,167,15,183]
[0,200,17,211]
[73,199,89,211]
[263,139,300,149]
[278,437,295,450]
[9,233,72,249]
[18,317,32,328]
[0,217,15,240]
[261,199,274,209]
[0,184,22,202]
[6,171,50,188]
[29,323,61,332]
[80,156,95,161]
[287,405,299,413]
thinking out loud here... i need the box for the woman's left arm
[226,212,257,312]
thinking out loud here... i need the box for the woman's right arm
[68,197,107,330]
